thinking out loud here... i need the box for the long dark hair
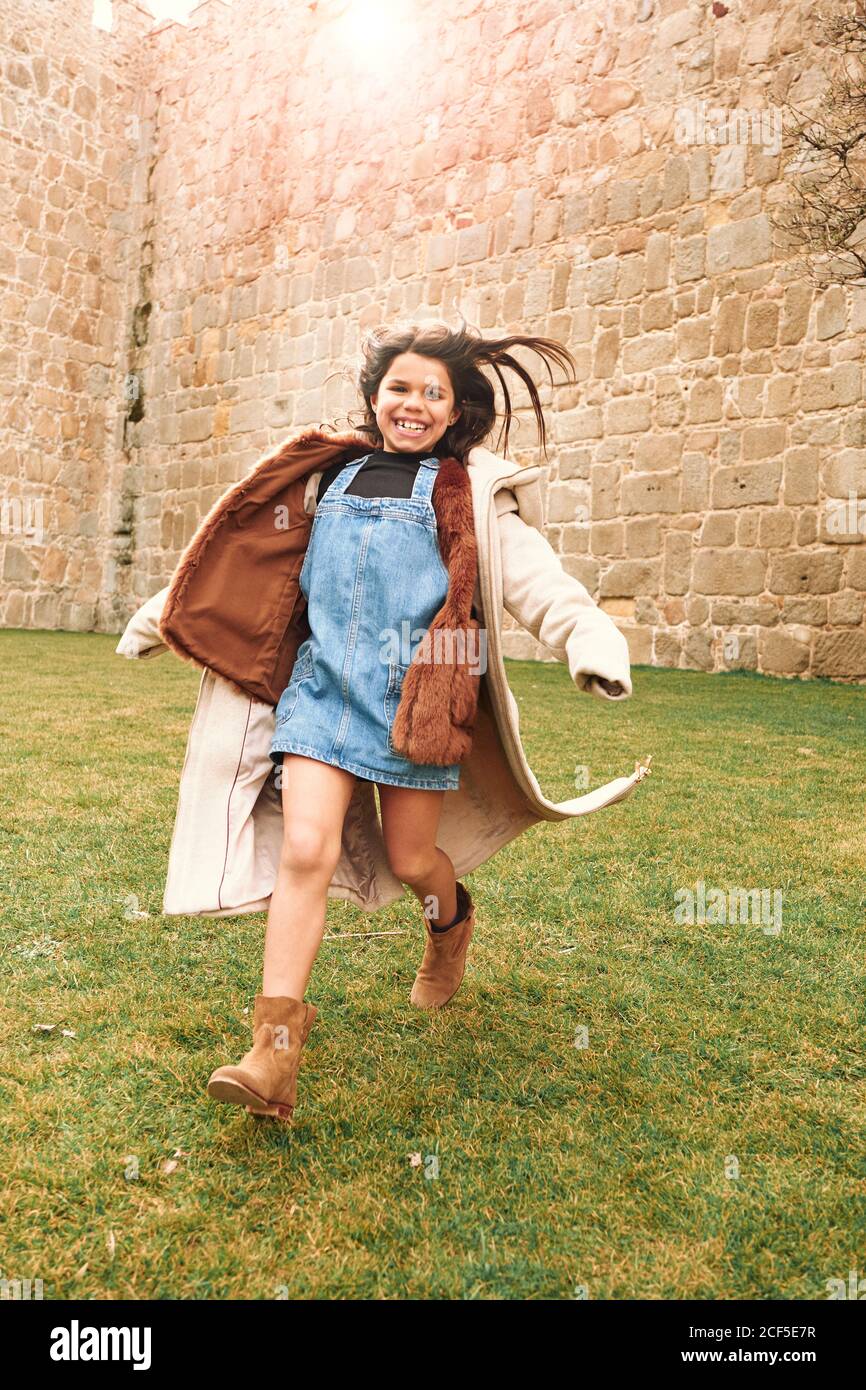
[327,315,577,462]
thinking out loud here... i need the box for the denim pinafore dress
[269,453,461,791]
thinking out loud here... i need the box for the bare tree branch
[772,7,866,286]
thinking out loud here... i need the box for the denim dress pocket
[383,660,411,755]
[275,642,315,727]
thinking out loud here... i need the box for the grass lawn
[1,628,864,1300]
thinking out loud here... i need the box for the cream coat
[116,443,652,915]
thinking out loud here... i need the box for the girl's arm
[495,491,632,701]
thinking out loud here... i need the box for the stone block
[760,629,810,674]
[713,294,747,354]
[642,292,673,330]
[622,625,653,663]
[707,216,772,274]
[783,446,819,504]
[625,516,661,556]
[590,463,620,520]
[599,559,661,597]
[712,461,781,508]
[605,395,651,433]
[677,317,712,360]
[816,285,846,339]
[700,512,736,546]
[621,471,681,515]
[812,629,866,676]
[745,300,779,349]
[780,282,812,344]
[683,627,714,670]
[558,447,593,480]
[742,424,786,461]
[682,455,710,511]
[693,548,767,595]
[645,231,670,290]
[797,510,819,545]
[801,363,861,412]
[768,550,844,594]
[622,331,674,372]
[824,448,866,498]
[634,433,683,470]
[721,632,758,670]
[586,257,618,304]
[781,597,827,624]
[3,545,37,583]
[590,521,624,555]
[664,531,692,595]
[828,591,865,624]
[846,548,866,589]
[562,555,600,593]
[674,236,706,284]
[599,598,635,619]
[758,508,795,548]
[766,374,796,417]
[686,378,723,423]
[686,596,709,625]
[557,406,604,441]
[660,9,700,45]
[654,630,682,666]
[593,326,620,377]
[587,80,638,118]
[548,484,589,524]
[711,599,778,625]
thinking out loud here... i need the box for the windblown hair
[329,314,577,463]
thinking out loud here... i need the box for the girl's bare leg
[376,784,457,924]
[263,755,358,999]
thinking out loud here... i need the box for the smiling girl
[205,319,627,1123]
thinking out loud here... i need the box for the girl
[203,319,630,1123]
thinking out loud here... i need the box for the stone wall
[0,0,154,630]
[1,0,864,680]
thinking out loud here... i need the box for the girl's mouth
[393,419,429,436]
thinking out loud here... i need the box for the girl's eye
[385,381,444,400]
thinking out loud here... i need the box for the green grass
[1,629,864,1300]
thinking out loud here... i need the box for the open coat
[116,426,652,916]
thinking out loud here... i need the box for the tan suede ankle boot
[410,881,475,1009]
[207,994,317,1121]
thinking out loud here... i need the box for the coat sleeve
[495,494,632,702]
[115,584,170,659]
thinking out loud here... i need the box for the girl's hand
[595,676,624,697]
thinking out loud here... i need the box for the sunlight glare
[338,0,414,64]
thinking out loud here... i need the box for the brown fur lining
[160,426,372,638]
[391,458,481,765]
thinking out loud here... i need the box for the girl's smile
[393,418,430,437]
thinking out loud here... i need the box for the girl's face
[370,352,461,454]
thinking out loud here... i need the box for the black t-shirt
[316,449,444,506]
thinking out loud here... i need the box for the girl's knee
[279,820,340,878]
[388,848,438,885]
